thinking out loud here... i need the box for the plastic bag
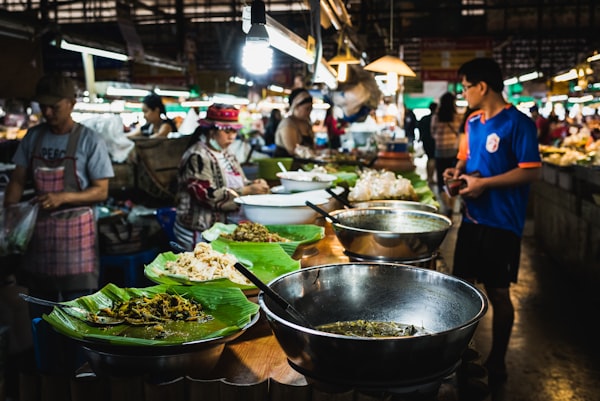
[80,115,135,163]
[0,201,39,256]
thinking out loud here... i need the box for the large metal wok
[258,263,487,388]
[351,199,438,212]
[328,207,451,261]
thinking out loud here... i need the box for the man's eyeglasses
[461,83,477,94]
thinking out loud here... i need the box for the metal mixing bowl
[258,263,487,388]
[328,207,452,261]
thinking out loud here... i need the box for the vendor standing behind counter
[173,104,269,250]
[3,74,114,377]
[127,93,177,139]
[274,88,314,158]
[4,74,114,305]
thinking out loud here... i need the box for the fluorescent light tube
[314,60,338,89]
[519,71,543,82]
[265,15,314,65]
[549,94,568,102]
[568,95,593,103]
[59,39,129,61]
[587,54,600,62]
[181,100,213,108]
[106,86,151,97]
[267,84,284,93]
[155,88,191,98]
[553,69,578,82]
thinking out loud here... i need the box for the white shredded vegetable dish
[348,169,418,202]
[164,242,251,286]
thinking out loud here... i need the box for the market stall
[21,219,480,401]
[19,164,469,401]
[534,129,600,285]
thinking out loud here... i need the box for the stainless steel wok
[328,207,452,261]
[258,263,488,388]
[351,199,438,213]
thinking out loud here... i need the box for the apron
[25,124,97,276]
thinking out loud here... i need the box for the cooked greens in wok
[317,320,428,338]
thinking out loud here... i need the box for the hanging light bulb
[337,63,348,82]
[242,0,273,75]
[242,44,273,75]
[386,71,399,93]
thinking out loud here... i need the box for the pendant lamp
[327,31,361,82]
[364,55,415,77]
[363,1,415,78]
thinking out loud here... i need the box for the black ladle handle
[305,201,341,224]
[233,263,313,328]
[325,188,353,209]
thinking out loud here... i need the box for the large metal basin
[329,207,451,261]
[351,199,438,213]
[258,263,487,388]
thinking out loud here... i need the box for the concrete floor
[425,155,600,401]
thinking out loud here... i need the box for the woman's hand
[244,179,270,195]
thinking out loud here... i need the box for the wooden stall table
[210,220,349,385]
[20,221,458,401]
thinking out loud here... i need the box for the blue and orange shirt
[457,105,542,237]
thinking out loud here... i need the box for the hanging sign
[421,37,492,81]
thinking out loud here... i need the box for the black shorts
[452,222,521,288]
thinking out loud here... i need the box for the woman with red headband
[173,104,269,250]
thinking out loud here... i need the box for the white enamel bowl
[235,194,329,225]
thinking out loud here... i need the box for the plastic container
[256,158,293,181]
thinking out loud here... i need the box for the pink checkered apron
[25,125,96,276]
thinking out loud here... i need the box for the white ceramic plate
[276,171,337,193]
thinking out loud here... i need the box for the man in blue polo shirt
[443,58,542,386]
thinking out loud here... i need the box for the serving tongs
[19,293,124,326]
[232,262,314,329]
[325,187,353,209]
[305,201,341,224]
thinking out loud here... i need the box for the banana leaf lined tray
[202,223,325,256]
[144,240,301,292]
[43,283,260,346]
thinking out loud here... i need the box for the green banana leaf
[42,283,260,346]
[202,223,325,256]
[144,241,300,290]
[398,171,440,209]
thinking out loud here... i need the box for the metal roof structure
[0,0,598,91]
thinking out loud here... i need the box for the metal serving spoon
[19,293,124,326]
